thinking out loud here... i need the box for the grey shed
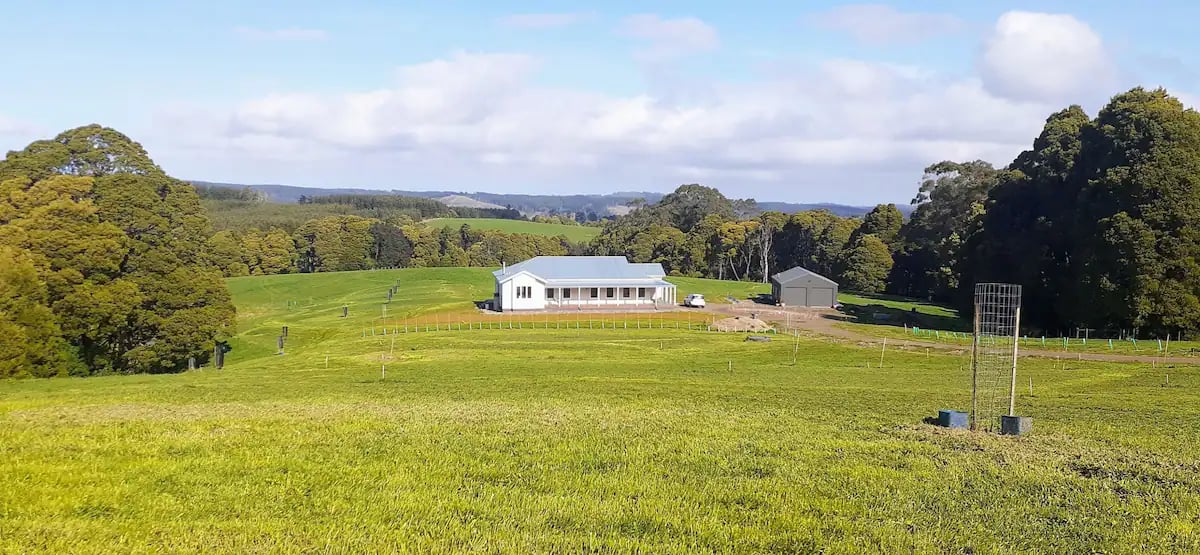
[770,267,838,307]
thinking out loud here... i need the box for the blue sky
[1,1,1197,204]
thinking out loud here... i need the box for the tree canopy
[0,124,164,182]
[0,126,235,376]
[963,88,1200,336]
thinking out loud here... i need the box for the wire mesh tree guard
[971,283,1022,432]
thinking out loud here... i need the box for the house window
[516,286,532,299]
[546,288,555,299]
[563,288,572,299]
[638,287,646,298]
[590,288,599,299]
[621,288,630,298]
[606,288,615,298]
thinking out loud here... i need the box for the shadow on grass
[751,294,775,305]
[830,297,968,332]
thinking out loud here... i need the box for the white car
[683,293,706,308]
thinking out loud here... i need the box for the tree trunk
[760,231,772,283]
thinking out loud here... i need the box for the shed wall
[773,274,838,308]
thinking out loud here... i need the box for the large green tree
[890,160,1004,301]
[772,210,858,279]
[294,215,375,272]
[0,124,164,182]
[0,126,236,375]
[0,246,72,378]
[244,228,297,275]
[967,88,1200,336]
[837,234,894,293]
[207,230,250,277]
[755,211,788,282]
[657,184,735,233]
[857,203,904,251]
[962,106,1090,329]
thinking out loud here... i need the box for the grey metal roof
[494,256,667,282]
[770,266,838,286]
[630,263,666,278]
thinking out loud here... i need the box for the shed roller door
[809,287,834,307]
[783,287,807,306]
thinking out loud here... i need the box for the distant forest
[191,182,898,219]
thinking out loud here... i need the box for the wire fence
[356,311,783,336]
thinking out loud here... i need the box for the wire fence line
[358,317,783,335]
[346,308,813,336]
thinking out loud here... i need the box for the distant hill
[190,182,386,203]
[187,181,911,218]
[758,201,915,218]
[435,194,506,210]
[425,218,601,243]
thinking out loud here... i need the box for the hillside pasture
[426,218,601,242]
[0,268,1197,553]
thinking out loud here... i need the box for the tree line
[299,193,523,220]
[588,184,900,293]
[901,88,1200,337]
[201,191,519,234]
[205,217,583,276]
[598,87,1200,338]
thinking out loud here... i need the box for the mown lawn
[1,269,1197,553]
[667,276,770,304]
[837,291,960,319]
[425,218,601,243]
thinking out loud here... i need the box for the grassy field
[837,291,959,319]
[668,276,770,304]
[1,269,1198,553]
[838,320,1200,358]
[425,218,601,242]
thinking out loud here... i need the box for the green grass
[426,217,601,242]
[840,320,1200,358]
[837,291,959,319]
[1,269,1198,553]
[667,276,770,304]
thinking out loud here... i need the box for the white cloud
[618,14,718,61]
[499,13,592,29]
[979,12,1116,104]
[808,4,965,44]
[0,114,38,139]
[234,26,328,41]
[150,50,1056,203]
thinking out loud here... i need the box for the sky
[1,1,1198,205]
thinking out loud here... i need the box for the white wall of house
[539,285,675,308]
[498,273,546,311]
[497,277,677,311]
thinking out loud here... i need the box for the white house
[493,256,678,311]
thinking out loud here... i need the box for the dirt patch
[712,316,773,333]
